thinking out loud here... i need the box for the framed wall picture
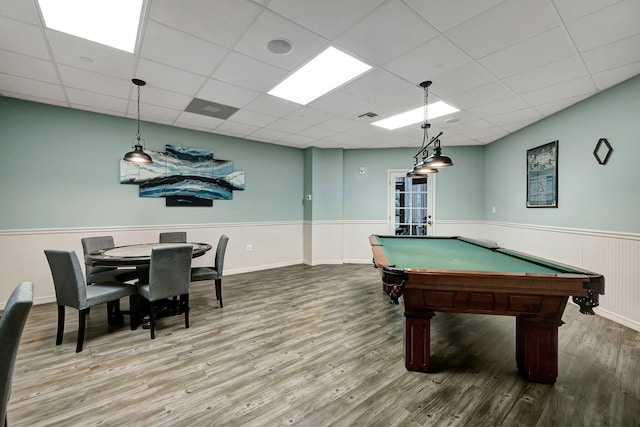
[526,140,558,208]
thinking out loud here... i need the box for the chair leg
[149,302,156,340]
[182,294,190,329]
[215,279,223,308]
[130,295,140,330]
[77,308,89,353]
[56,305,65,345]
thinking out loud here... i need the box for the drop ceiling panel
[522,76,596,105]
[196,79,259,109]
[244,94,300,118]
[138,86,192,111]
[214,120,261,138]
[565,0,640,52]
[0,50,58,83]
[317,116,362,133]
[148,0,262,48]
[479,28,576,79]
[228,109,277,127]
[340,68,416,105]
[0,17,50,59]
[265,118,308,134]
[174,111,223,131]
[212,51,288,92]
[141,21,228,76]
[445,0,559,59]
[296,126,336,139]
[591,61,640,90]
[430,62,498,98]
[336,0,439,65]
[0,0,41,24]
[285,107,336,126]
[0,74,66,101]
[502,56,587,93]
[137,102,185,124]
[249,127,289,142]
[135,59,206,96]
[233,10,329,71]
[447,81,514,110]
[57,65,130,98]
[383,36,473,86]
[308,90,377,118]
[552,0,621,22]
[403,0,505,33]
[581,34,640,74]
[486,107,542,127]
[66,87,128,113]
[47,31,136,79]
[266,0,386,39]
[469,95,532,117]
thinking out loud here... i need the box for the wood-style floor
[7,264,640,426]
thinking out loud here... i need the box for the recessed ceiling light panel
[268,46,372,105]
[37,0,144,53]
[371,101,459,130]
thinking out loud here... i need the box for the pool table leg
[404,311,435,372]
[516,316,564,384]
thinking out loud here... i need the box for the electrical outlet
[246,244,253,252]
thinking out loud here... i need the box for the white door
[388,170,436,235]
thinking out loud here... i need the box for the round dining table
[85,242,212,267]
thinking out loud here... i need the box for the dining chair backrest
[215,235,229,277]
[1,281,34,427]
[81,236,116,277]
[159,232,187,243]
[147,245,192,301]
[45,249,87,309]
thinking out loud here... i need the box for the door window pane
[394,177,429,236]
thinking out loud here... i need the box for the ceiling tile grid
[0,0,638,150]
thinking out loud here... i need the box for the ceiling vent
[185,98,239,120]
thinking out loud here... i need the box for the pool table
[369,235,604,384]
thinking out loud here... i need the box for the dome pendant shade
[423,147,453,168]
[123,143,152,163]
[413,162,439,174]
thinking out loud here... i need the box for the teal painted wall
[310,148,344,221]
[0,98,304,229]
[342,146,486,221]
[484,74,640,232]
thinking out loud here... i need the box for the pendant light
[123,78,152,164]
[407,80,453,178]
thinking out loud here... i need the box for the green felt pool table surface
[372,235,586,275]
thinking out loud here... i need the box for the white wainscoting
[342,220,390,264]
[0,222,303,307]
[304,221,344,266]
[484,221,640,332]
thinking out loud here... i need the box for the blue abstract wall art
[120,144,245,207]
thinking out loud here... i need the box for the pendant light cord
[136,83,141,143]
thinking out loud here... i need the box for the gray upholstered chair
[81,236,138,285]
[1,282,33,427]
[136,245,192,339]
[190,235,229,308]
[44,249,137,352]
[159,232,187,243]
